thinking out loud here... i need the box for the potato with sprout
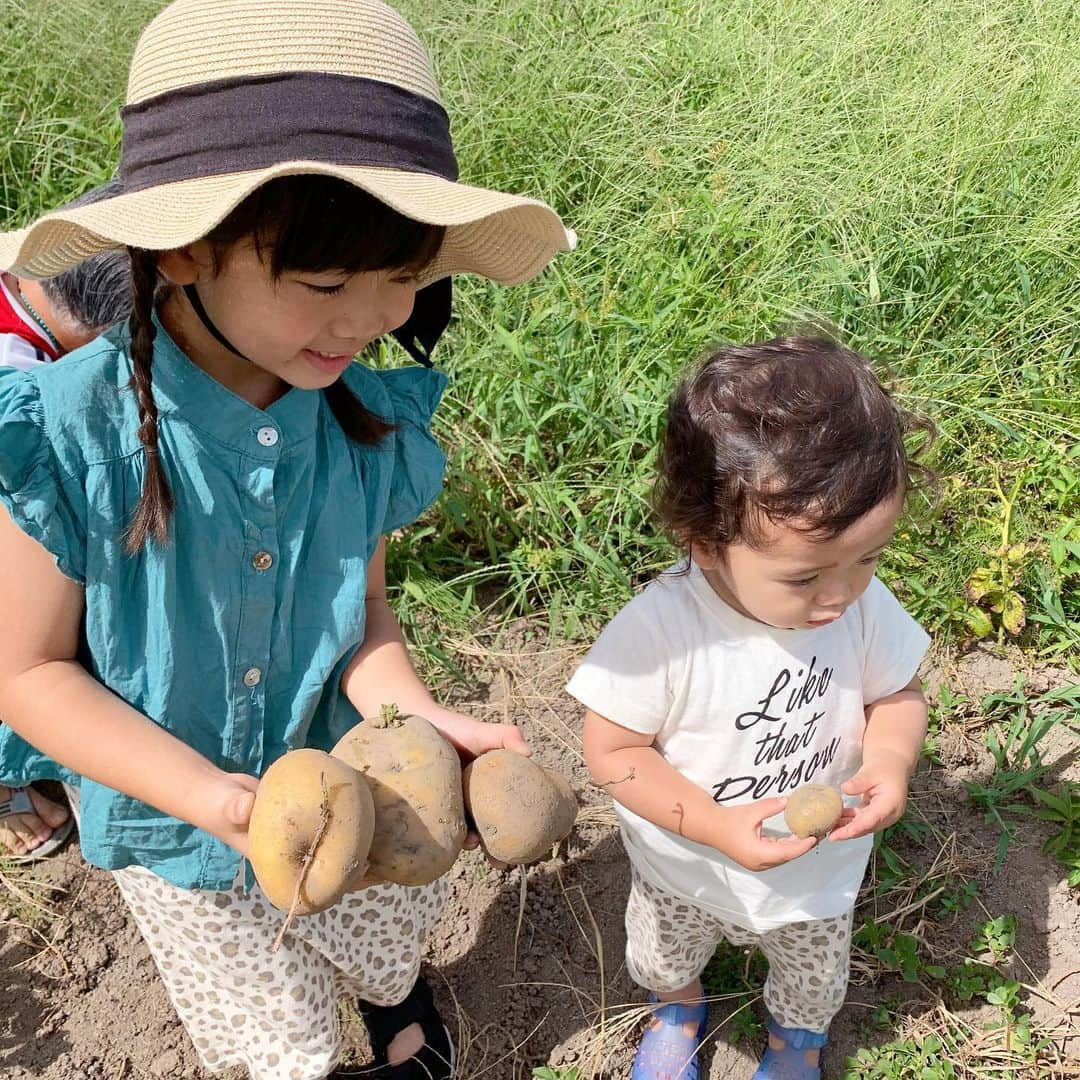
[332,705,467,885]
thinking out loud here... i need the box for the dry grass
[0,859,70,979]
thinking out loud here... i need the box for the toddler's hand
[194,771,260,858]
[828,752,911,842]
[711,798,818,872]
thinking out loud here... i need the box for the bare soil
[2,636,1078,1079]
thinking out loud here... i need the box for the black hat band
[120,71,459,192]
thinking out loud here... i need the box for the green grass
[400,0,1080,655]
[2,0,1078,656]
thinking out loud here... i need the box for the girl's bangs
[209,175,445,277]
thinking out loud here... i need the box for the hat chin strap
[183,277,452,369]
[183,283,250,361]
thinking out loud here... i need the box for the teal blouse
[0,318,447,891]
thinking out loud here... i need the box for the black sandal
[338,976,454,1078]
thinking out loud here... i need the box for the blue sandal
[751,1018,827,1080]
[631,994,709,1080]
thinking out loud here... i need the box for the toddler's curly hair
[653,334,934,551]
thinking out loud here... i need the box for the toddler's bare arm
[828,675,927,842]
[861,675,927,773]
[582,707,815,872]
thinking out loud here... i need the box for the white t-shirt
[566,562,930,931]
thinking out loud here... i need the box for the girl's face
[159,239,419,405]
[692,489,905,631]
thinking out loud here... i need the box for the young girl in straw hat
[0,1,573,1077]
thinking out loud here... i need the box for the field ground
[2,1,1079,1077]
[2,633,1078,1079]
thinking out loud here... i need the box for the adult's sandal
[0,787,74,863]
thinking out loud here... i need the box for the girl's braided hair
[124,175,445,553]
[652,334,935,554]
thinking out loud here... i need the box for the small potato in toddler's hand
[784,783,844,839]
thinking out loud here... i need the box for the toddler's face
[693,489,905,631]
[161,239,420,393]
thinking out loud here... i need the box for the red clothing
[0,274,60,368]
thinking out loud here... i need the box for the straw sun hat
[0,0,575,289]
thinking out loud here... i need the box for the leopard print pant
[112,863,448,1079]
[64,781,446,1079]
[625,867,852,1032]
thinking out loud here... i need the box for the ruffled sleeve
[377,367,449,534]
[0,369,87,583]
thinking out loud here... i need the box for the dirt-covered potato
[331,706,467,886]
[462,750,578,865]
[248,749,375,915]
[783,783,843,839]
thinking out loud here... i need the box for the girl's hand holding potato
[420,704,532,763]
[419,706,533,867]
[189,770,260,859]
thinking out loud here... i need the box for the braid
[125,247,174,553]
[324,380,395,444]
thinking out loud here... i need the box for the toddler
[569,336,931,1080]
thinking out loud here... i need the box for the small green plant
[964,687,1058,871]
[1030,779,1080,886]
[965,545,1028,640]
[1046,519,1080,580]
[984,977,1022,1012]
[0,858,58,932]
[855,920,946,984]
[936,878,980,918]
[946,959,996,1003]
[701,941,767,1044]
[970,914,1016,964]
[963,470,1029,641]
[843,1031,959,1079]
[868,821,937,906]
[533,1068,580,1080]
[842,995,1051,1079]
[870,836,915,896]
[1031,441,1080,656]
[1030,574,1080,659]
[923,683,970,760]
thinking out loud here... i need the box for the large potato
[462,750,578,865]
[248,749,375,914]
[783,783,843,839]
[331,708,467,885]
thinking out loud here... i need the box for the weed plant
[1,0,1078,654]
